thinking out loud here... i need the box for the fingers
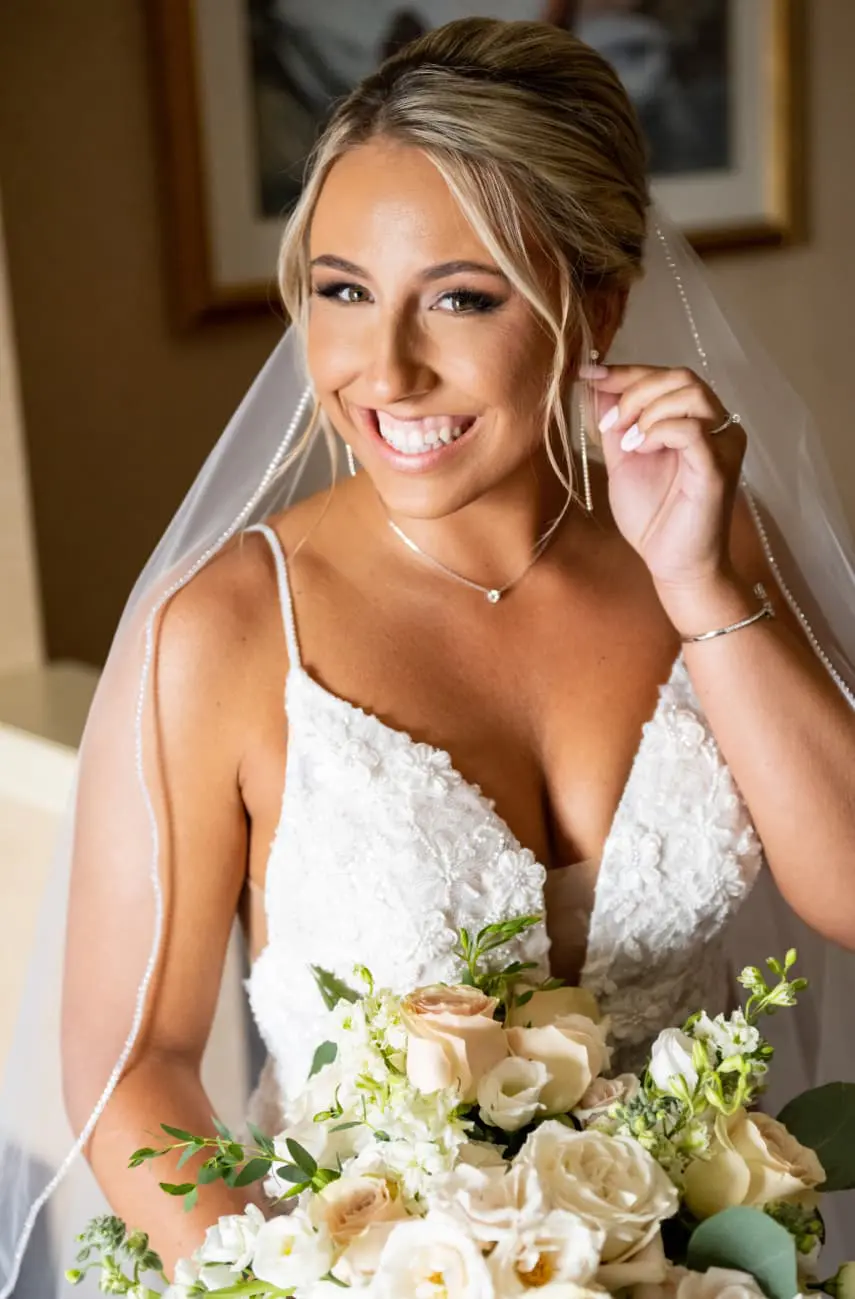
[588,366,727,440]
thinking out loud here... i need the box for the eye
[435,289,503,315]
[312,281,372,305]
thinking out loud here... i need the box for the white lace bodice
[245,524,762,1122]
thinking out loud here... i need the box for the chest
[245,558,680,878]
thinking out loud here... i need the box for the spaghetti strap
[246,523,302,669]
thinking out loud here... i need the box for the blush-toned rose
[684,1108,825,1220]
[506,1015,610,1114]
[309,1175,408,1285]
[575,1074,640,1124]
[401,984,508,1102]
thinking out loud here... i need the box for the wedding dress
[244,522,763,1126]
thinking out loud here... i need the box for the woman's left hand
[589,364,747,595]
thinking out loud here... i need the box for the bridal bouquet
[68,916,855,1299]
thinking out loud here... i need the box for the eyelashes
[311,282,505,315]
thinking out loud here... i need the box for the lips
[351,405,480,461]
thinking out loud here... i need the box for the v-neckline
[283,654,685,983]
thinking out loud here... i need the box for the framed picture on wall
[148,0,804,325]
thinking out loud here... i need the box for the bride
[3,17,855,1291]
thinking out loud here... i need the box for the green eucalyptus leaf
[159,1181,196,1196]
[233,1157,272,1187]
[277,1164,309,1184]
[309,1041,338,1079]
[687,1207,798,1299]
[246,1121,275,1155]
[311,965,360,1011]
[160,1123,196,1143]
[198,1160,223,1185]
[177,1142,203,1169]
[212,1116,233,1141]
[777,1082,855,1191]
[286,1139,318,1176]
[183,1186,198,1214]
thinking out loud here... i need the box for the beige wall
[0,190,43,673]
[0,1,853,666]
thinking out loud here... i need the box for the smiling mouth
[365,409,478,456]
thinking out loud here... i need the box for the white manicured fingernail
[579,363,609,380]
[621,424,645,452]
[598,406,620,433]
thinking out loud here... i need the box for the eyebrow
[309,254,509,283]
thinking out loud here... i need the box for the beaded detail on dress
[244,524,762,1124]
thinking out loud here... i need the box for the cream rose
[402,984,508,1102]
[369,1212,496,1299]
[575,1074,640,1124]
[506,1015,610,1114]
[515,1121,678,1272]
[507,985,602,1028]
[478,1057,550,1131]
[684,1107,825,1220]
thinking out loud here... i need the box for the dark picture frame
[147,0,805,326]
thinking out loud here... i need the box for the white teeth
[376,413,474,456]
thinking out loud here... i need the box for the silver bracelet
[681,583,776,644]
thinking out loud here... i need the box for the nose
[361,311,436,406]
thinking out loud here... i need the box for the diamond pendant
[486,589,502,604]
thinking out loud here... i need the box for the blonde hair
[277,18,649,493]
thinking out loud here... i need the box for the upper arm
[61,542,272,1129]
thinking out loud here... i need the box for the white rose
[684,1108,825,1220]
[575,1074,640,1124]
[198,1203,265,1273]
[489,1208,604,1294]
[514,1122,678,1270]
[677,1266,768,1299]
[251,1211,333,1292]
[369,1212,496,1298]
[429,1162,526,1246]
[506,1015,610,1114]
[649,1028,699,1097]
[478,1057,550,1131]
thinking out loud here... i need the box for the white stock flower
[489,1208,604,1294]
[369,1212,496,1298]
[676,1266,768,1299]
[198,1203,265,1273]
[251,1211,333,1292]
[514,1122,678,1274]
[649,1028,699,1096]
[692,1010,760,1060]
[478,1057,550,1131]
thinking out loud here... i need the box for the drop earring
[346,444,357,478]
[577,348,597,515]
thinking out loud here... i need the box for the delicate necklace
[386,493,572,604]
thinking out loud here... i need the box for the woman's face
[306,138,560,520]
